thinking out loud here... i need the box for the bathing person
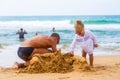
[16,28,27,39]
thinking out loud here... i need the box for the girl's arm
[89,31,98,47]
[70,34,77,53]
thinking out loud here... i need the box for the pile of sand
[19,50,90,73]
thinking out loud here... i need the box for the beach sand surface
[0,55,120,80]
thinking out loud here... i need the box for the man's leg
[13,48,52,69]
[29,48,52,59]
[12,61,29,69]
[82,49,87,59]
[89,54,94,67]
[33,48,52,54]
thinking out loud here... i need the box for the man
[13,33,60,69]
[16,28,27,39]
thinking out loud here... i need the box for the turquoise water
[0,15,120,67]
[0,15,120,24]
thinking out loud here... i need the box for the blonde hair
[75,20,84,27]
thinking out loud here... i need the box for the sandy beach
[0,0,120,79]
[0,55,120,80]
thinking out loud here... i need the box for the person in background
[35,32,38,36]
[70,20,98,67]
[52,27,56,32]
[16,28,27,39]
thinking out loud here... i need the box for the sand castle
[19,50,91,73]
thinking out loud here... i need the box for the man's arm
[16,30,19,34]
[49,37,58,52]
[24,30,27,34]
[52,44,57,52]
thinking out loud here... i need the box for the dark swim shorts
[17,47,34,61]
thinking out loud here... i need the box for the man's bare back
[21,35,55,49]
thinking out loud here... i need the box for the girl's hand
[94,44,98,48]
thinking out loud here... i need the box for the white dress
[70,30,97,54]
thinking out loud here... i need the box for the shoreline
[0,55,120,80]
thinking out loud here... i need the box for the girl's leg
[89,54,94,67]
[82,49,87,59]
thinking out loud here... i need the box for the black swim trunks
[18,47,34,61]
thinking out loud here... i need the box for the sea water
[0,15,120,67]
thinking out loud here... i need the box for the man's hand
[94,44,98,48]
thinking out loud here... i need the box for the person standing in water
[52,27,56,32]
[16,28,27,39]
[35,32,38,36]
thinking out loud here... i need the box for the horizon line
[0,15,120,17]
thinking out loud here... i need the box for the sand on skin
[0,54,120,80]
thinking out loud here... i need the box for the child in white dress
[70,20,98,67]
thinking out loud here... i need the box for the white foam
[0,44,23,67]
[0,21,120,32]
[0,20,73,31]
[85,24,120,30]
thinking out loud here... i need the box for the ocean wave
[0,16,120,24]
[0,20,120,31]
[70,20,120,24]
[98,43,120,51]
[0,44,4,49]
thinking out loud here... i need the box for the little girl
[70,20,98,67]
